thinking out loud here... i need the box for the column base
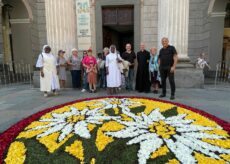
[173,63,204,88]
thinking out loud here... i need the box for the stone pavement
[0,84,230,133]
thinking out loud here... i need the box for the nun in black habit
[135,43,151,93]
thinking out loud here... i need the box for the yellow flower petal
[202,139,230,149]
[96,121,125,151]
[195,152,226,164]
[220,154,230,162]
[65,140,84,162]
[166,159,180,164]
[150,146,169,159]
[90,158,96,164]
[88,123,97,132]
[38,132,73,153]
[4,141,26,164]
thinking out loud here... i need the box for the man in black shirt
[158,37,178,100]
[122,43,136,90]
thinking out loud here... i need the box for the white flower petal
[137,137,163,164]
[166,114,187,121]
[183,132,224,140]
[70,107,80,115]
[37,123,66,138]
[105,127,146,139]
[165,138,197,164]
[58,123,74,142]
[174,135,220,159]
[176,125,213,132]
[185,136,230,155]
[39,118,64,122]
[127,133,161,145]
[74,121,91,139]
[147,108,165,122]
[165,119,193,126]
[29,122,64,131]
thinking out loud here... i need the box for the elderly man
[158,37,178,100]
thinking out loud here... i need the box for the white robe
[36,53,60,92]
[106,53,121,87]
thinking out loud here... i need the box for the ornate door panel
[102,7,134,26]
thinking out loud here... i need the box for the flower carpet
[0,96,230,164]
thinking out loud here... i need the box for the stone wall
[188,0,211,63]
[28,0,47,67]
[142,0,158,49]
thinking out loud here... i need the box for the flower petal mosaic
[0,97,230,164]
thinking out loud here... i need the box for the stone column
[0,0,3,63]
[45,0,76,56]
[158,0,189,61]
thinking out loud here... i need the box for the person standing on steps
[158,37,178,100]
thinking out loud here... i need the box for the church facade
[0,0,229,74]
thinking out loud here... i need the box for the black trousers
[160,68,175,96]
[71,70,81,88]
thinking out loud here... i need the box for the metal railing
[0,62,33,87]
[215,61,230,87]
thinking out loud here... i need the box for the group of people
[36,37,178,100]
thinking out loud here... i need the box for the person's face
[88,51,92,56]
[150,48,157,55]
[104,50,109,55]
[162,38,169,48]
[111,46,115,53]
[83,52,87,57]
[45,47,51,53]
[126,44,131,51]
[60,52,65,57]
[140,44,145,51]
[72,51,78,56]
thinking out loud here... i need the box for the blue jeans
[71,70,81,88]
[83,70,89,90]
[99,68,106,88]
[125,68,134,90]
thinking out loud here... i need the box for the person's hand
[41,71,44,78]
[170,66,176,73]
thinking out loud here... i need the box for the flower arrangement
[0,97,230,164]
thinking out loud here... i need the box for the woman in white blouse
[36,45,60,97]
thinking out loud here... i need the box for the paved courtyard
[0,84,230,133]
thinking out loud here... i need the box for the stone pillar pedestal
[158,0,204,88]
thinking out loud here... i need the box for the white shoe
[44,93,48,97]
[81,89,86,92]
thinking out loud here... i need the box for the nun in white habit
[105,45,122,94]
[36,45,60,97]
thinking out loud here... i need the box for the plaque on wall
[76,0,91,50]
